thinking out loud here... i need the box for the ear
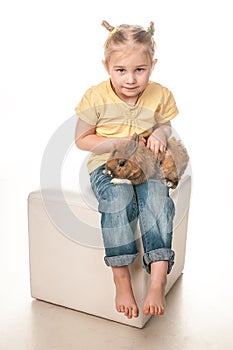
[132,132,139,143]
[125,138,138,157]
[111,142,117,152]
[150,59,157,74]
[102,60,110,75]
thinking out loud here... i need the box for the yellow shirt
[75,79,178,173]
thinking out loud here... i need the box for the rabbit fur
[103,133,189,188]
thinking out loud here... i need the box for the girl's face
[104,45,157,105]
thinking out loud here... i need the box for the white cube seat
[28,175,191,328]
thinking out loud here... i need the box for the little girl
[75,20,178,319]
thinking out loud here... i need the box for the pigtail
[102,20,117,34]
[147,21,155,36]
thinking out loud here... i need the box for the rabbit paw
[165,180,178,189]
[110,178,132,185]
[103,169,112,175]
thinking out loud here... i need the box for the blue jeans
[90,164,175,274]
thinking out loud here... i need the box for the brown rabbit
[103,133,189,188]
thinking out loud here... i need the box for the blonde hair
[101,20,156,63]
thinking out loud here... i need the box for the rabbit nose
[119,159,126,167]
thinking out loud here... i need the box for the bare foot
[112,266,139,319]
[142,281,166,315]
[143,260,168,316]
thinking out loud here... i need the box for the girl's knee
[99,184,135,214]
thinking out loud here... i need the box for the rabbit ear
[131,133,139,143]
[110,142,117,152]
[125,138,138,157]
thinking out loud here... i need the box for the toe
[124,307,132,319]
[118,305,125,313]
[142,305,149,315]
[149,305,156,315]
[158,306,165,315]
[132,307,139,318]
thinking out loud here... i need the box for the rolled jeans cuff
[104,253,138,267]
[143,248,175,274]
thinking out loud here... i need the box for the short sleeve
[75,88,98,126]
[160,87,179,122]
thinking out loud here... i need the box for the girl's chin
[121,90,141,98]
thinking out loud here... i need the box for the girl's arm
[75,119,128,154]
[146,121,172,157]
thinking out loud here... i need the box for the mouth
[123,86,139,91]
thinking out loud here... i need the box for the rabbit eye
[119,159,126,167]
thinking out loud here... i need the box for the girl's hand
[146,133,166,158]
[146,121,171,157]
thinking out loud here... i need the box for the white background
[1,0,233,343]
[1,0,232,189]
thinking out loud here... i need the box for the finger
[146,139,160,157]
[148,146,159,157]
[139,137,146,145]
[153,145,160,157]
[142,137,147,144]
[160,145,166,153]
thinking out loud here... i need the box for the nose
[126,73,136,84]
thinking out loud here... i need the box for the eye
[119,159,126,167]
[116,68,125,73]
[136,67,145,72]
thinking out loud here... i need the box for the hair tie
[110,27,118,35]
[147,21,155,36]
[147,28,154,35]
